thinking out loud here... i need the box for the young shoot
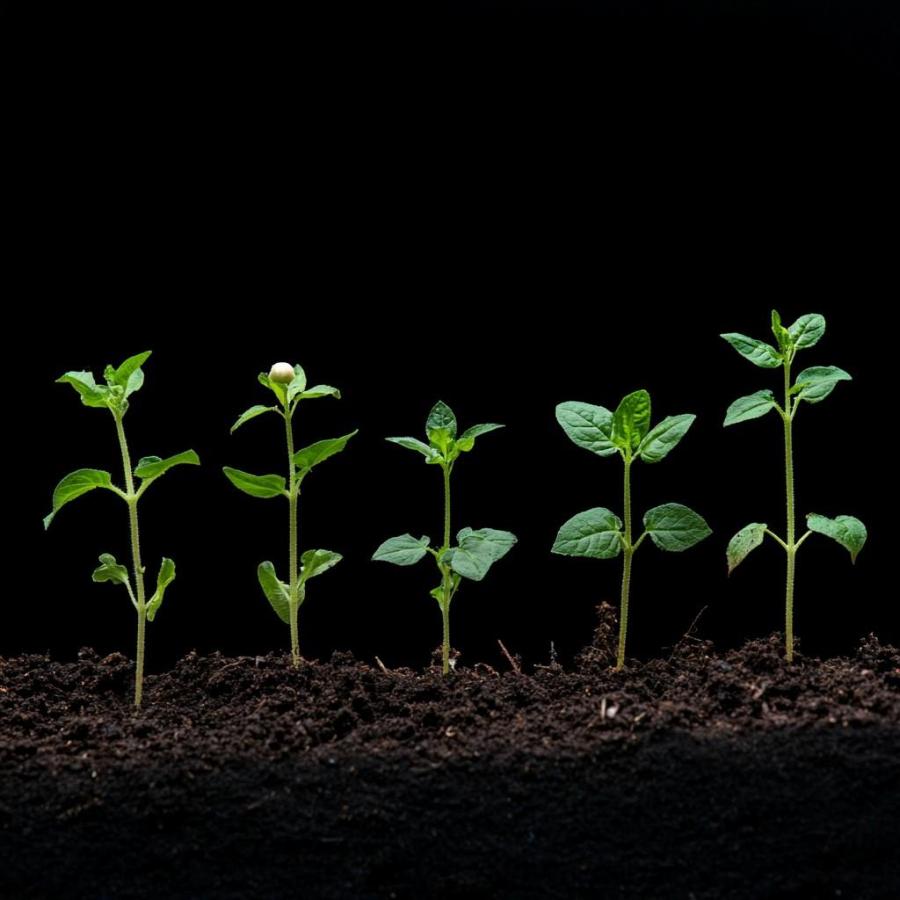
[224,362,356,666]
[553,390,710,670]
[372,401,517,675]
[722,311,867,660]
[44,352,200,707]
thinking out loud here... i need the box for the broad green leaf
[788,313,826,349]
[726,522,767,575]
[807,514,867,563]
[552,507,623,559]
[92,553,130,587]
[286,364,308,400]
[134,449,200,480]
[56,371,110,408]
[222,467,287,499]
[612,390,651,451]
[447,527,517,581]
[426,400,457,451]
[456,423,504,452]
[770,310,792,353]
[372,534,431,566]
[724,390,777,427]
[300,548,343,583]
[386,436,441,462]
[294,431,358,472]
[793,366,851,404]
[555,402,618,457]
[720,333,782,368]
[257,560,291,623]
[146,557,175,622]
[258,372,287,403]
[295,384,341,401]
[125,367,145,398]
[643,503,711,552]
[638,414,695,463]
[112,351,152,396]
[44,468,115,529]
[231,405,278,433]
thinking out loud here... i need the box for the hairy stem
[617,456,634,671]
[440,463,453,675]
[783,357,796,662]
[114,412,146,708]
[285,399,300,667]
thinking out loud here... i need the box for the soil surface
[2,607,899,899]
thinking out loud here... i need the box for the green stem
[441,463,452,676]
[285,399,300,667]
[616,456,633,671]
[114,413,146,708]
[783,358,796,662]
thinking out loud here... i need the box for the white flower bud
[269,362,295,384]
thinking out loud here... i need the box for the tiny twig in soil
[374,656,389,674]
[497,640,521,674]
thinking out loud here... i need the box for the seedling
[224,362,356,666]
[722,311,867,660]
[372,401,517,675]
[44,352,199,707]
[553,390,710,670]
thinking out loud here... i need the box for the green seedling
[372,401,517,675]
[553,390,710,670]
[44,352,199,707]
[224,362,356,666]
[722,311,867,661]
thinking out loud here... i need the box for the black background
[5,5,897,671]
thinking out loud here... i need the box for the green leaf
[258,372,287,403]
[56,371,110,408]
[222,467,286,499]
[726,523,767,575]
[146,557,175,622]
[555,402,618,457]
[426,401,457,452]
[372,534,431,566]
[447,527,517,581]
[44,468,115,529]
[638,414,696,463]
[793,366,851,404]
[386,436,441,462]
[643,503,711,552]
[720,333,782,368]
[257,560,291,624]
[300,549,343,583]
[724,390,778,427]
[231,404,278,433]
[295,384,341,401]
[91,553,130,587]
[287,364,308,400]
[456,423,505,452]
[134,449,200,480]
[788,313,826,349]
[552,508,623,559]
[112,351,152,396]
[294,431,358,472]
[807,514,867,563]
[770,310,793,353]
[612,390,651,451]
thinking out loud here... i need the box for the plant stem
[285,399,300,667]
[114,413,146,708]
[783,357,797,662]
[440,463,452,675]
[617,455,633,671]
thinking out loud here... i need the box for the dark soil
[2,607,899,900]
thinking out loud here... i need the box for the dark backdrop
[5,6,897,671]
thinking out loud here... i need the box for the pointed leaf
[456,423,504,452]
[134,450,200,480]
[426,400,457,451]
[91,553,130,587]
[44,469,115,529]
[793,366,851,404]
[295,384,341,401]
[612,390,651,451]
[294,431,358,472]
[258,372,287,403]
[112,351,152,396]
[638,414,696,463]
[386,436,441,462]
[770,310,792,353]
[788,313,826,349]
[552,508,623,559]
[372,534,431,566]
[286,364,308,401]
[300,549,343,583]
[146,557,175,622]
[724,390,777,427]
[720,333,782,368]
[726,523,767,575]
[644,503,711,552]
[56,371,110,408]
[231,405,278,433]
[257,560,291,623]
[807,514,867,563]
[222,467,286,499]
[555,402,618,457]
[448,527,518,581]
